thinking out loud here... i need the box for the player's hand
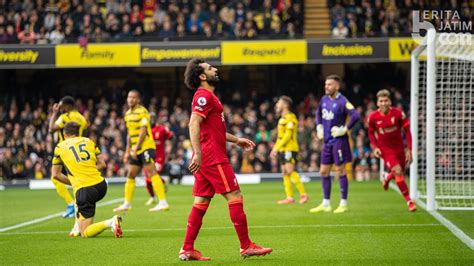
[270,149,278,159]
[52,103,61,114]
[130,147,138,159]
[330,126,347,138]
[373,148,382,158]
[316,124,324,140]
[405,149,413,165]
[236,138,256,151]
[188,153,202,174]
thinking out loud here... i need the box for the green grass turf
[0,181,472,265]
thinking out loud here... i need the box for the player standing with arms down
[270,96,308,204]
[51,122,122,238]
[310,75,360,214]
[144,117,174,205]
[179,58,272,261]
[113,90,169,212]
[49,96,88,218]
[367,89,416,212]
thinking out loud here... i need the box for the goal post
[410,29,474,211]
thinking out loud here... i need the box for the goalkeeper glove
[316,124,324,140]
[330,126,348,138]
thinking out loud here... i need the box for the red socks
[395,175,411,202]
[183,203,209,251]
[145,177,154,197]
[228,198,251,249]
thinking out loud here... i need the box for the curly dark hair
[64,121,80,137]
[184,58,205,90]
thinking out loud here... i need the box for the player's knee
[394,174,405,183]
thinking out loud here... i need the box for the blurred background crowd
[0,0,304,44]
[0,85,410,181]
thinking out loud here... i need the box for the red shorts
[382,151,405,171]
[193,163,240,197]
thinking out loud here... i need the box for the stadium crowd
[0,0,304,44]
[330,0,473,38]
[0,86,410,181]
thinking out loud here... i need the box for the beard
[206,73,220,86]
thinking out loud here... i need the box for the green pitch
[1,181,472,265]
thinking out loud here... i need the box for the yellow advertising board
[388,38,419,62]
[221,40,307,65]
[56,43,140,67]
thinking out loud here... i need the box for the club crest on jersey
[322,109,334,120]
[197,97,207,106]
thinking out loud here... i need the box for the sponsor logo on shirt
[322,109,334,120]
[194,106,203,111]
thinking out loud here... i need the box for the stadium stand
[0,0,304,44]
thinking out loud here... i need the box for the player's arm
[97,155,106,171]
[51,164,71,185]
[271,121,294,158]
[316,102,324,140]
[93,141,106,171]
[131,114,149,158]
[367,115,382,158]
[188,113,203,173]
[331,101,360,137]
[124,134,131,163]
[48,103,62,133]
[226,132,255,151]
[401,112,413,164]
[51,146,71,184]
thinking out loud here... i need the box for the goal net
[410,31,474,211]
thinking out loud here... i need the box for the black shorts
[279,151,298,165]
[129,149,156,167]
[75,180,107,219]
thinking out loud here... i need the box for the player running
[48,96,88,218]
[179,58,272,261]
[51,122,122,238]
[310,75,360,214]
[144,116,174,205]
[113,90,169,212]
[367,89,416,212]
[270,96,308,204]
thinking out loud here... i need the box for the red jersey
[367,107,412,154]
[152,125,173,162]
[191,87,229,167]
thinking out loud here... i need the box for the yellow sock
[84,221,107,238]
[124,178,135,203]
[52,178,74,204]
[151,174,166,201]
[290,171,306,195]
[283,175,294,199]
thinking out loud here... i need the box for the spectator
[332,20,349,39]
[17,25,36,44]
[158,20,175,39]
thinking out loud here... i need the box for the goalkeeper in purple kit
[310,75,360,213]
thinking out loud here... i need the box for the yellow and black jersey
[52,137,104,192]
[274,112,299,152]
[124,105,155,154]
[55,110,88,142]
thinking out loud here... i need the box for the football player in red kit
[144,116,174,205]
[367,89,416,212]
[178,58,272,261]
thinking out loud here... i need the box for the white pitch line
[0,223,442,236]
[0,198,123,233]
[388,182,474,250]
